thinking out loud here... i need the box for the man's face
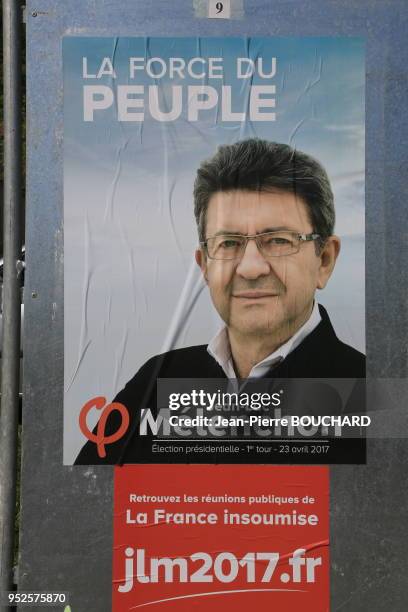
[195,190,339,342]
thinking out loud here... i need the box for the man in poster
[75,138,365,465]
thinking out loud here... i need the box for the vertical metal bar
[0,0,22,604]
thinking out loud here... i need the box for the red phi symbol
[79,396,130,458]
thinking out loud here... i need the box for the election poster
[63,37,365,465]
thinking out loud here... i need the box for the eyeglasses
[201,231,321,260]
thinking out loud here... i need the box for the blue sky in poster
[64,37,364,184]
[63,37,365,462]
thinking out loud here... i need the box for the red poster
[113,466,329,610]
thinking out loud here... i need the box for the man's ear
[195,248,208,283]
[316,236,341,289]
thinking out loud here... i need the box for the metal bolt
[31,291,37,298]
[16,260,25,277]
[32,11,37,17]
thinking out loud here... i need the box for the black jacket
[75,305,365,465]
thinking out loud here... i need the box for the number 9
[216,2,223,13]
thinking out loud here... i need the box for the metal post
[0,0,22,604]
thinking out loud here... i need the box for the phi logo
[79,396,130,458]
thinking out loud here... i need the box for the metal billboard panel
[21,1,408,610]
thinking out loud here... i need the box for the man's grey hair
[193,139,335,246]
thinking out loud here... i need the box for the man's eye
[265,236,291,245]
[220,239,240,248]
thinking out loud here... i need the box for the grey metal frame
[0,0,23,606]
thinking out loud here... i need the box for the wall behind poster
[63,37,365,463]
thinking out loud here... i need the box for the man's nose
[235,238,271,279]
